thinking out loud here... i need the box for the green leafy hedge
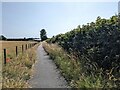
[46,15,120,87]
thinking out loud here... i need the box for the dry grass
[43,42,119,88]
[0,41,37,64]
[1,41,36,53]
[0,41,39,88]
[0,42,2,90]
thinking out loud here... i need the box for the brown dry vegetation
[0,41,39,88]
[0,41,37,63]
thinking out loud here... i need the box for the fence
[3,42,38,65]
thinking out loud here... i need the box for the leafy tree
[0,35,7,40]
[40,29,47,41]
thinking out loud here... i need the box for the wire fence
[3,42,38,65]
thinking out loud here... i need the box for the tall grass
[2,43,39,88]
[0,54,2,89]
[43,42,119,88]
[0,41,2,89]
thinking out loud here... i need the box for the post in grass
[16,46,18,56]
[26,44,27,50]
[22,45,24,53]
[4,49,6,65]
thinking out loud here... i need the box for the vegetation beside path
[2,43,39,88]
[44,15,119,88]
[43,41,119,88]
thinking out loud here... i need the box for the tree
[40,29,47,41]
[0,35,7,40]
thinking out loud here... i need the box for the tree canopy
[0,35,7,40]
[40,29,48,41]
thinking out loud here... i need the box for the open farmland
[0,41,37,64]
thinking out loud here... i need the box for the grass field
[0,41,39,88]
[0,41,37,64]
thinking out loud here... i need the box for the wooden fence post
[4,49,6,65]
[16,46,18,56]
[22,45,24,53]
[26,44,27,50]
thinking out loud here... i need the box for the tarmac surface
[28,44,69,88]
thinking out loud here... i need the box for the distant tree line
[0,35,40,42]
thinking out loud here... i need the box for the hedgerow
[46,15,120,88]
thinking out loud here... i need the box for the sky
[1,1,119,38]
[118,1,120,13]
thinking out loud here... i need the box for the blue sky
[2,2,118,38]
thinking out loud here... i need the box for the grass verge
[2,43,39,88]
[43,42,119,88]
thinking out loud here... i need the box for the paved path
[28,44,69,88]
